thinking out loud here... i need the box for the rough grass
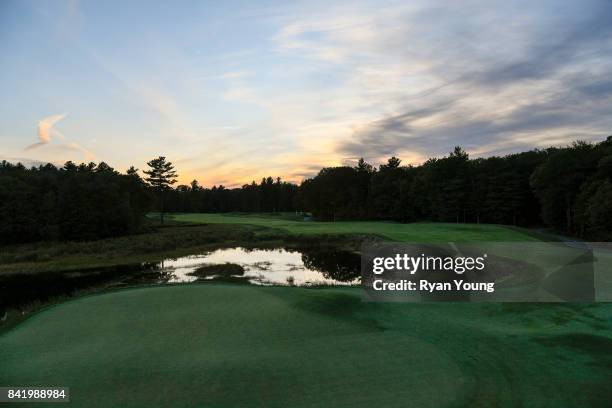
[2,214,542,277]
[168,213,544,242]
[1,284,611,408]
[0,223,287,276]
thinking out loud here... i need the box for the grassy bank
[0,223,330,276]
[2,284,611,407]
[0,215,550,330]
[0,222,286,328]
[1,214,542,276]
[168,212,543,241]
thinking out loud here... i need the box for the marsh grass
[0,222,362,276]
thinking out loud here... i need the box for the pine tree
[144,156,177,224]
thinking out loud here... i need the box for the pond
[160,247,361,286]
[0,246,361,315]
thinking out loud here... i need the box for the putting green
[1,284,611,407]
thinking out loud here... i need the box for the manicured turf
[2,284,611,407]
[169,213,541,241]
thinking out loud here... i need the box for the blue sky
[1,0,611,186]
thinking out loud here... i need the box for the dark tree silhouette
[4,136,612,245]
[144,156,178,224]
[0,161,151,244]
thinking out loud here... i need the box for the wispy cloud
[25,113,95,161]
[25,113,67,150]
[267,0,612,164]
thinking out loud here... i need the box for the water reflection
[160,247,361,286]
[1,246,360,315]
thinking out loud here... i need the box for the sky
[1,0,612,186]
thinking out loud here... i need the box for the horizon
[2,0,612,186]
[2,135,611,189]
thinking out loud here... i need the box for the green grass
[169,213,542,242]
[2,284,611,407]
[3,214,594,407]
[1,214,543,276]
[0,223,286,276]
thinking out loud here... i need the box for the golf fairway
[1,284,611,407]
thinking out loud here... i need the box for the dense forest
[168,137,612,240]
[3,136,612,244]
[299,148,542,225]
[0,161,150,244]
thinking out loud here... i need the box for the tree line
[164,136,612,239]
[0,161,150,244]
[3,136,612,244]
[298,137,612,239]
[300,148,544,225]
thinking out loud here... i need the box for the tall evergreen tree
[144,156,178,224]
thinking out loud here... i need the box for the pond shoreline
[0,224,364,331]
[0,223,366,275]
[0,218,547,331]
